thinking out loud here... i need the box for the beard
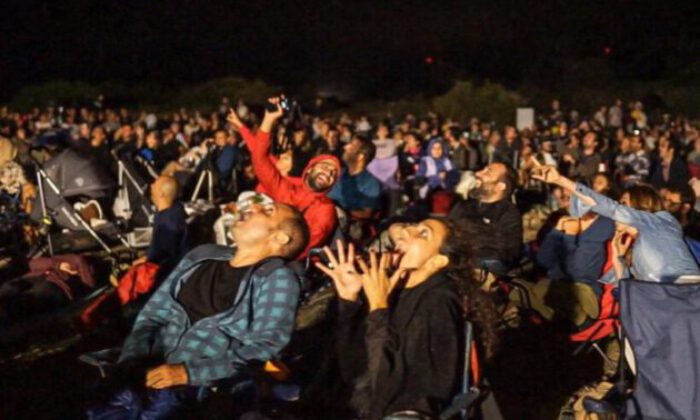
[307,172,332,192]
[469,179,490,200]
[307,176,324,192]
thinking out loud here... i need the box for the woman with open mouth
[316,218,499,419]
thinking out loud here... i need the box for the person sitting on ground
[532,166,699,283]
[132,175,188,282]
[227,96,340,257]
[449,162,523,273]
[316,219,499,419]
[89,201,309,419]
[328,134,382,218]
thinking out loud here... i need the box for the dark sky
[1,0,699,100]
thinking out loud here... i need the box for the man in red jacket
[227,97,340,257]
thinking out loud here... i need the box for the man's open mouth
[238,211,252,222]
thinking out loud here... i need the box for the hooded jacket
[239,126,340,257]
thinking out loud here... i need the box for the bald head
[151,175,179,210]
[275,204,310,259]
[230,202,310,261]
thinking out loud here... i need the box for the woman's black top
[336,272,464,419]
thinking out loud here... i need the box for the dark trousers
[86,386,205,420]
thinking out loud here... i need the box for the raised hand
[612,228,635,259]
[357,251,407,312]
[315,240,363,302]
[260,96,285,133]
[227,108,243,130]
[531,165,562,185]
[689,178,700,199]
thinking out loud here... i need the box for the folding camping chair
[383,321,485,420]
[581,276,700,419]
[570,283,620,368]
[439,321,483,420]
[478,255,539,328]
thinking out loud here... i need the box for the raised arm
[229,98,300,205]
[532,166,661,230]
[227,107,260,155]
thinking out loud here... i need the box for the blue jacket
[537,215,615,286]
[119,244,300,386]
[571,183,699,283]
[328,168,383,211]
[215,145,238,181]
[147,201,188,280]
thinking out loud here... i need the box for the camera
[265,97,298,113]
[280,97,292,112]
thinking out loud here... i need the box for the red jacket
[239,126,340,257]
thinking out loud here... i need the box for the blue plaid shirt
[119,244,300,386]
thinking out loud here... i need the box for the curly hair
[435,217,500,359]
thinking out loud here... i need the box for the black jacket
[336,273,463,419]
[449,198,523,269]
[650,156,690,190]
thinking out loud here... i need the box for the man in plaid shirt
[89,201,309,419]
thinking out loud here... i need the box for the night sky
[1,0,699,101]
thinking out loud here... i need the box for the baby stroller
[29,149,130,255]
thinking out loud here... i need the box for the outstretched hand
[357,251,408,312]
[531,165,562,185]
[315,240,363,302]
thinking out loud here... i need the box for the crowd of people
[1,93,700,419]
